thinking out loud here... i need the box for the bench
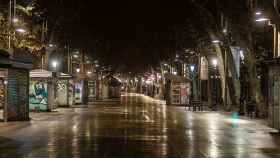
[185,100,203,111]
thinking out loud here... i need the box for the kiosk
[165,74,191,105]
[29,69,56,111]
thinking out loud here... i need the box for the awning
[58,72,72,78]
[103,75,122,87]
[164,74,191,83]
[30,69,53,78]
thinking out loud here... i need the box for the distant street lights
[255,11,262,15]
[212,58,218,68]
[212,40,221,44]
[255,18,270,22]
[12,18,19,23]
[190,65,195,72]
[52,60,58,71]
[15,28,26,33]
[76,68,80,73]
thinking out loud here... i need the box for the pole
[67,44,70,73]
[4,78,8,122]
[224,48,227,108]
[8,0,12,50]
[215,67,218,110]
[273,25,278,57]
[198,54,201,101]
[191,71,194,101]
[13,0,16,19]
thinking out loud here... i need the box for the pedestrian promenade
[0,95,279,158]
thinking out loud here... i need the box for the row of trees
[159,0,277,116]
[0,1,50,58]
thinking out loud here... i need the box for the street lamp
[212,58,218,110]
[255,18,270,22]
[239,50,245,61]
[255,11,262,15]
[76,68,80,73]
[48,44,54,48]
[212,58,218,68]
[212,40,221,44]
[190,65,196,101]
[190,65,195,72]
[52,60,58,71]
[12,18,19,23]
[223,28,227,34]
[15,28,26,33]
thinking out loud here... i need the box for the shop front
[0,69,7,121]
[101,75,121,100]
[73,79,88,105]
[56,73,74,107]
[164,74,191,105]
[267,59,280,129]
[29,69,55,112]
[87,80,97,102]
[0,49,32,121]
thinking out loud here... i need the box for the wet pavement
[0,93,280,158]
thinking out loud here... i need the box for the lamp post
[212,38,228,108]
[51,59,59,111]
[212,58,218,110]
[255,12,277,57]
[190,65,195,101]
[52,60,58,71]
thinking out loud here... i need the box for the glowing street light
[52,60,58,71]
[212,40,221,44]
[212,58,218,68]
[76,68,80,73]
[12,18,19,23]
[239,50,245,61]
[190,65,195,72]
[255,18,270,22]
[16,28,26,33]
[222,28,227,34]
[48,44,54,47]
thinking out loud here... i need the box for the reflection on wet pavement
[0,93,280,157]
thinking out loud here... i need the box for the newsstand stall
[164,74,191,105]
[0,49,32,121]
[29,69,56,112]
[56,73,74,107]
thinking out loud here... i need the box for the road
[0,93,280,158]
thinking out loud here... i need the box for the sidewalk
[220,111,270,126]
[0,108,77,133]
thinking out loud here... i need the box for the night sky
[37,0,204,72]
